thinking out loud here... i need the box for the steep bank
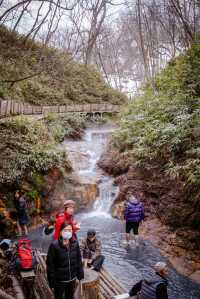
[0,25,126,105]
[98,149,200,283]
[0,115,71,236]
[0,115,113,237]
[0,24,126,236]
[98,40,200,280]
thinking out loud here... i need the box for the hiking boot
[121,240,130,246]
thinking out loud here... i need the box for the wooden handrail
[0,100,120,118]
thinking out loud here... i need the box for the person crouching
[46,221,84,299]
[129,262,169,299]
[80,229,105,272]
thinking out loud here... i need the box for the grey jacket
[80,237,102,260]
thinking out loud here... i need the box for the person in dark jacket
[124,194,144,245]
[41,217,55,251]
[129,262,169,299]
[14,190,29,236]
[80,229,104,272]
[46,221,84,299]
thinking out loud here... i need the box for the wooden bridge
[0,100,120,118]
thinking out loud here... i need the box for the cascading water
[29,123,200,298]
[62,124,118,217]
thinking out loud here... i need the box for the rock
[111,202,124,219]
[42,169,98,213]
[97,145,200,281]
[96,179,103,184]
[169,256,194,276]
[189,270,200,284]
[98,150,129,176]
[98,148,200,254]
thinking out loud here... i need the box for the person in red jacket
[53,200,80,240]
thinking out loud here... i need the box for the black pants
[126,221,139,235]
[92,255,105,272]
[54,280,76,299]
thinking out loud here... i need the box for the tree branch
[0,71,43,87]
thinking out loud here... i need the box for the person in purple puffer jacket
[124,194,145,246]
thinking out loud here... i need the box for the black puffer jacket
[46,239,84,288]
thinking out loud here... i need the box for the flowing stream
[30,123,200,299]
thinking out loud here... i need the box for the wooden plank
[14,102,18,115]
[90,103,95,112]
[33,106,42,114]
[100,274,118,295]
[83,104,90,112]
[17,103,20,115]
[59,105,66,113]
[10,101,14,114]
[99,104,105,112]
[100,273,123,296]
[20,103,24,114]
[0,100,8,116]
[23,105,33,114]
[101,268,125,294]
[73,104,80,112]
[35,273,53,299]
[66,105,74,112]
[100,278,115,298]
[6,100,11,116]
[14,102,19,115]
[20,270,35,278]
[99,284,110,299]
[36,252,47,274]
[42,106,49,114]
[52,106,59,113]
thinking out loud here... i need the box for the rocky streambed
[28,122,200,299]
[98,149,200,285]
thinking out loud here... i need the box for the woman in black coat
[46,221,84,299]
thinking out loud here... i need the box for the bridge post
[75,268,100,299]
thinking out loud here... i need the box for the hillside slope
[0,26,126,105]
[99,39,200,252]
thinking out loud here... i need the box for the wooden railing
[0,100,120,118]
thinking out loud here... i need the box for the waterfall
[62,124,118,216]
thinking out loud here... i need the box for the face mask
[62,231,72,240]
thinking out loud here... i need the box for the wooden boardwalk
[0,100,120,118]
[34,251,134,299]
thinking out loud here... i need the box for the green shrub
[0,25,126,105]
[112,40,200,188]
[30,173,45,191]
[44,112,87,140]
[0,116,71,184]
[26,190,39,201]
[29,206,38,217]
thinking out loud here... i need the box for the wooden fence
[0,100,120,118]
